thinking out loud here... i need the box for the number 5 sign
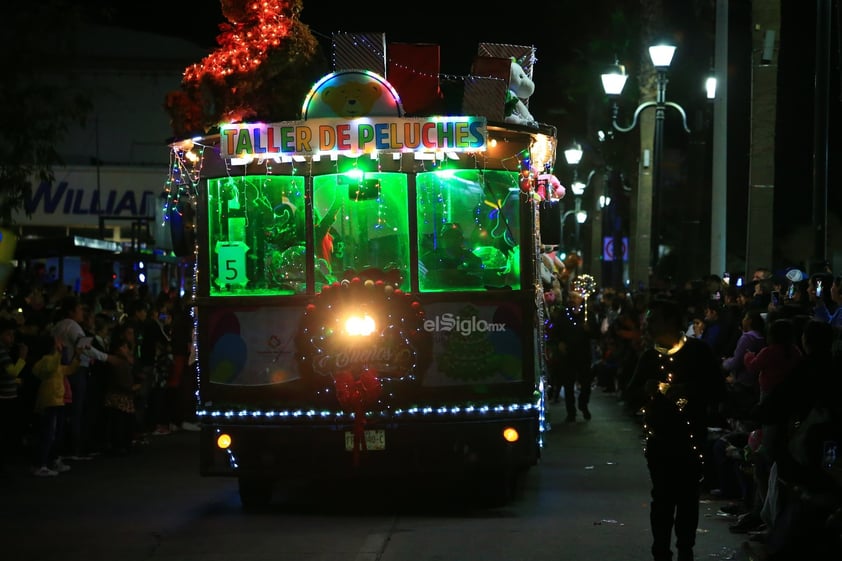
[602,237,629,262]
[215,241,250,288]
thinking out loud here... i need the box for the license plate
[344,429,385,451]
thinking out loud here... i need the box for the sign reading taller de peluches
[219,116,487,160]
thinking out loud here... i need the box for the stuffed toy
[537,173,565,200]
[504,58,537,127]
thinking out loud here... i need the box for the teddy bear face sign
[321,81,383,118]
[302,70,403,120]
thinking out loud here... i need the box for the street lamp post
[562,143,588,255]
[561,195,588,253]
[601,45,690,287]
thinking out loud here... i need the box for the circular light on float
[502,427,520,443]
[216,433,232,449]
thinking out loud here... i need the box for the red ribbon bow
[334,369,382,466]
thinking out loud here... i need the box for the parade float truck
[166,39,563,508]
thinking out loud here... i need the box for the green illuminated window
[207,176,306,296]
[417,170,521,292]
[205,170,520,296]
[207,173,411,296]
[312,172,410,292]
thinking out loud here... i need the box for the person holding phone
[809,273,835,319]
[812,274,842,329]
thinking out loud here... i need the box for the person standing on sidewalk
[153,295,199,434]
[51,296,113,461]
[547,288,598,422]
[0,318,27,473]
[31,337,75,476]
[627,298,727,561]
[124,298,167,440]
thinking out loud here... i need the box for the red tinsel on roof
[164,0,325,139]
[183,0,292,83]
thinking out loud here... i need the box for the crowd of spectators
[3,258,841,558]
[0,273,197,478]
[541,258,842,560]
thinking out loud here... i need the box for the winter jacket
[104,354,136,398]
[627,337,727,457]
[32,351,76,412]
[722,330,766,387]
[744,343,802,396]
[0,342,25,399]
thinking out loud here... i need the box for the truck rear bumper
[200,417,540,479]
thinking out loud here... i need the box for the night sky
[99,1,577,75]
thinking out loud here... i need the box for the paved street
[540,390,749,561]
[3,388,751,561]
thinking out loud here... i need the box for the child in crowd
[102,335,138,456]
[31,337,75,476]
[0,318,27,472]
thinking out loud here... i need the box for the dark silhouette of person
[546,289,597,421]
[627,298,727,561]
[422,223,482,270]
[420,223,483,288]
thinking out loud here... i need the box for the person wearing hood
[721,310,767,420]
[744,318,803,402]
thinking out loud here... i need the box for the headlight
[345,314,376,336]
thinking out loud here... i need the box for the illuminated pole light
[706,76,717,100]
[562,142,588,253]
[563,141,583,166]
[561,201,588,253]
[601,45,691,284]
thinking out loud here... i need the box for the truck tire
[471,467,526,507]
[238,477,274,511]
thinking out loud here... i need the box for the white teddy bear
[504,58,537,127]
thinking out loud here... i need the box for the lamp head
[705,76,717,100]
[563,142,583,166]
[648,44,676,69]
[575,210,588,224]
[571,181,586,196]
[601,63,628,96]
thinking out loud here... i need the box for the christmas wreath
[296,275,430,381]
[295,275,431,462]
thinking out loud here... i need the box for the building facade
[12,23,209,294]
